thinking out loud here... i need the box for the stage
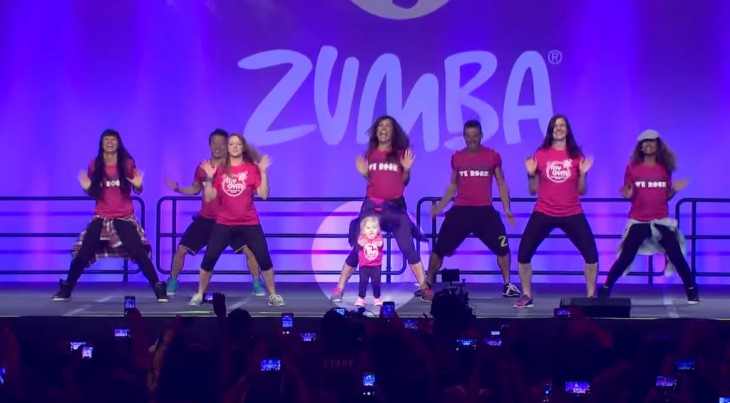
[1,281,727,347]
[0,281,725,319]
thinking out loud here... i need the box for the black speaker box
[559,297,631,318]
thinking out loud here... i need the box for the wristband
[527,173,536,179]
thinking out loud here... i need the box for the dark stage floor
[0,281,726,320]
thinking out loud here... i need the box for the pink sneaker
[355,297,365,307]
[330,287,343,302]
[373,297,383,306]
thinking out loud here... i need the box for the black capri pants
[200,223,273,272]
[517,211,598,265]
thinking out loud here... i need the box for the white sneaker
[268,294,285,307]
[189,293,203,306]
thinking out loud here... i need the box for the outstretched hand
[525,157,537,175]
[165,178,179,192]
[78,171,91,190]
[199,160,216,178]
[127,170,144,188]
[505,211,516,227]
[579,156,594,174]
[673,178,690,192]
[355,156,369,177]
[256,154,271,173]
[401,148,415,170]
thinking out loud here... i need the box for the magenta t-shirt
[624,163,671,221]
[89,159,136,218]
[358,234,383,267]
[365,148,405,200]
[533,147,583,217]
[213,162,262,226]
[452,146,501,206]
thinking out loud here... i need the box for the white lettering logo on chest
[105,179,121,187]
[546,159,572,183]
[364,242,379,260]
[222,172,248,197]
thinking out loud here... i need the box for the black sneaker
[153,282,170,302]
[502,283,521,298]
[52,279,72,301]
[686,287,699,305]
[597,285,611,298]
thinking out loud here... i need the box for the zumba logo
[350,0,450,20]
[546,159,572,183]
[222,172,247,197]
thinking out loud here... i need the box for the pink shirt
[624,162,671,221]
[533,147,583,217]
[358,234,383,267]
[213,162,262,226]
[365,148,405,200]
[194,163,221,219]
[452,146,501,206]
[90,159,136,218]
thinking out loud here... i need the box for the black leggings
[200,224,273,272]
[358,266,381,298]
[68,219,160,285]
[604,223,695,289]
[517,211,598,264]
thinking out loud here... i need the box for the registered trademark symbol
[547,50,563,64]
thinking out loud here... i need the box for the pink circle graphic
[311,201,431,309]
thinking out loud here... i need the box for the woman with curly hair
[330,115,432,304]
[598,130,698,303]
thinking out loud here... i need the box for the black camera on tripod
[440,268,469,306]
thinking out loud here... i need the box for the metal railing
[1,196,728,283]
[675,198,730,277]
[416,197,664,284]
[0,196,146,281]
[155,196,408,282]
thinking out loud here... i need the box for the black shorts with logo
[178,216,216,255]
[434,205,510,258]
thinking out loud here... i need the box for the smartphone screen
[554,308,571,318]
[114,328,131,338]
[123,296,135,316]
[203,292,214,303]
[403,319,417,330]
[334,308,346,315]
[565,381,590,394]
[381,302,395,319]
[81,346,94,359]
[655,376,677,390]
[260,359,281,372]
[362,372,376,396]
[299,332,316,342]
[69,341,86,351]
[456,338,478,351]
[675,359,695,371]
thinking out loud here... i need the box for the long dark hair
[87,129,133,199]
[224,133,261,175]
[630,138,677,173]
[366,115,410,162]
[539,114,583,159]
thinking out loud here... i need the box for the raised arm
[401,148,414,185]
[199,161,218,202]
[255,155,271,200]
[578,156,593,195]
[167,178,202,195]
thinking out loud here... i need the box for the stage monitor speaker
[559,297,631,318]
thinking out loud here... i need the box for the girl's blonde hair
[359,215,380,233]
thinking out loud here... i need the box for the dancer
[53,129,168,301]
[355,216,384,307]
[189,133,284,306]
[427,120,521,298]
[514,114,598,308]
[164,129,264,297]
[598,130,698,303]
[330,115,431,303]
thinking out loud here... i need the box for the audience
[0,290,728,403]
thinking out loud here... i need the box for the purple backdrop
[1,0,729,286]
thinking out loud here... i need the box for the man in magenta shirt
[427,120,521,298]
[598,130,698,303]
[514,115,598,308]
